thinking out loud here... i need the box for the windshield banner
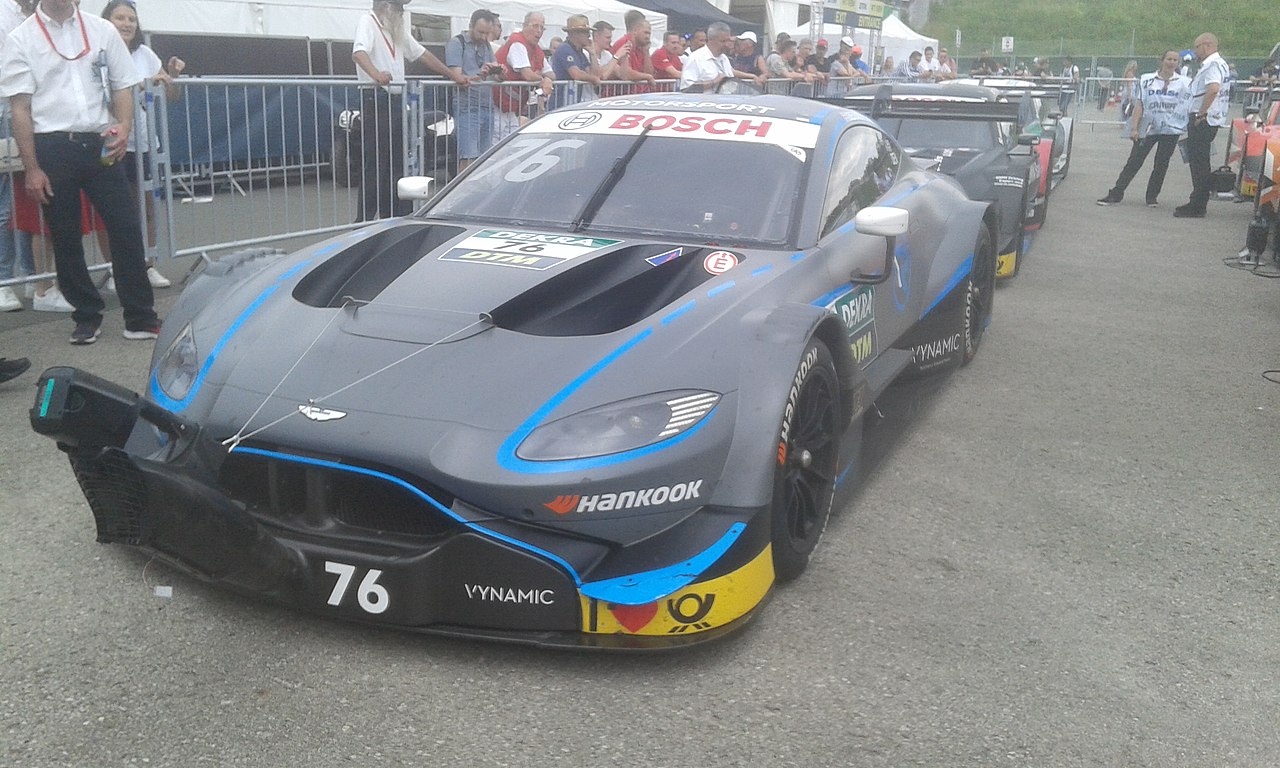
[533,109,822,149]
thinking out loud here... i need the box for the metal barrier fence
[0,71,1100,301]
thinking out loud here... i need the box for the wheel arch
[712,304,866,510]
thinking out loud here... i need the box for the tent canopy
[81,0,665,43]
[783,14,938,66]
[622,0,759,37]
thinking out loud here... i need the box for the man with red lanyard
[0,0,159,344]
[494,11,554,141]
[353,0,463,221]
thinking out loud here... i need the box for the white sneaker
[33,286,75,312]
[103,277,116,293]
[147,266,172,288]
[0,286,21,312]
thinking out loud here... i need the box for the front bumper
[31,367,774,649]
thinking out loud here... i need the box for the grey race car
[31,94,997,648]
[830,83,1044,278]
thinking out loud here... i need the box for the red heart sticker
[608,601,659,633]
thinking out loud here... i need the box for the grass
[924,0,1280,57]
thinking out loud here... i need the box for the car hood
[163,220,751,436]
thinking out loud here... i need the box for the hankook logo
[559,111,602,130]
[298,404,347,422]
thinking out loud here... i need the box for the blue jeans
[0,174,35,280]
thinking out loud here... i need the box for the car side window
[820,126,902,239]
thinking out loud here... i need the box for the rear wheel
[964,225,997,364]
[770,340,841,582]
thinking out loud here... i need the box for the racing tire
[770,340,841,583]
[1006,190,1030,278]
[963,225,997,365]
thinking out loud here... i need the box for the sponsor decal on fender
[582,544,775,635]
[543,480,704,514]
[825,286,876,366]
[993,174,1026,189]
[440,229,620,270]
[703,250,738,275]
[996,251,1018,278]
[464,584,555,605]
[913,332,962,371]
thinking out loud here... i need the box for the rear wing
[817,85,1025,124]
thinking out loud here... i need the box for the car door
[813,125,910,365]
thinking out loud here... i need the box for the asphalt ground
[1,124,1277,767]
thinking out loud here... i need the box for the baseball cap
[851,45,863,55]
[817,39,828,47]
[840,36,855,48]
[738,31,757,44]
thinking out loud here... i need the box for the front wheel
[770,340,841,582]
[964,225,997,364]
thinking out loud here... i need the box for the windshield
[881,118,998,151]
[427,130,810,245]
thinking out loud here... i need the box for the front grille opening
[220,452,457,540]
[71,451,148,545]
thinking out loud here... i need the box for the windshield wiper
[569,126,653,233]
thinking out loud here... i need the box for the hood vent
[293,224,464,308]
[490,244,729,336]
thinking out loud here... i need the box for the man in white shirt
[679,22,758,92]
[0,0,159,344]
[0,0,31,313]
[352,0,463,221]
[1175,33,1231,218]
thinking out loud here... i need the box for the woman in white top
[102,0,184,287]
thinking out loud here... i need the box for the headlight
[517,390,720,461]
[154,323,199,401]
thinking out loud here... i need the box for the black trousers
[1108,134,1180,202]
[1185,120,1219,210]
[35,133,155,328]
[359,89,411,221]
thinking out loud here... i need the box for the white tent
[783,14,937,68]
[81,0,664,43]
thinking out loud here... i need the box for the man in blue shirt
[1097,51,1192,207]
[445,9,499,172]
[549,14,602,110]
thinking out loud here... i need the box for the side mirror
[397,176,437,201]
[851,207,909,284]
[1016,132,1040,146]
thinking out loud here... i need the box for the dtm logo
[559,111,602,130]
[543,480,704,514]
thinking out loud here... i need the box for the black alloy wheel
[770,340,841,582]
[963,225,997,364]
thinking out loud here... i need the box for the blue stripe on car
[707,280,735,298]
[229,446,586,584]
[579,523,746,605]
[921,253,973,318]
[149,258,313,413]
[661,300,695,325]
[231,446,747,605]
[497,329,716,474]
